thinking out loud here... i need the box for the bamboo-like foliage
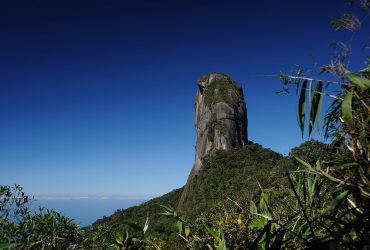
[250,2,370,248]
[159,204,227,250]
[267,64,370,248]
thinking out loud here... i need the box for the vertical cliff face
[177,72,248,213]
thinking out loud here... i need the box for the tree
[0,184,83,249]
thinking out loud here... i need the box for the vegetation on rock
[203,78,242,107]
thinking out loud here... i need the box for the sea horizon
[30,195,154,227]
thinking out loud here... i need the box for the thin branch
[285,75,343,85]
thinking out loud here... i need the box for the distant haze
[31,197,148,226]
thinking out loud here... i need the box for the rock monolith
[177,72,248,212]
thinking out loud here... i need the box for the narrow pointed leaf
[185,226,190,238]
[294,156,313,169]
[346,72,370,89]
[337,162,357,169]
[204,224,221,242]
[298,80,308,137]
[158,204,174,213]
[316,86,324,133]
[341,91,353,126]
[295,79,300,95]
[325,190,349,215]
[175,220,183,234]
[308,80,313,113]
[250,200,258,214]
[319,170,341,183]
[359,66,370,74]
[287,173,317,240]
[308,81,323,136]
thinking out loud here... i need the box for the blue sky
[0,0,369,196]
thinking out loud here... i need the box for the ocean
[31,197,147,227]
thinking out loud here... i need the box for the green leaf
[359,66,370,74]
[316,85,325,133]
[204,224,221,242]
[308,81,323,136]
[250,200,258,214]
[308,80,313,112]
[159,212,174,216]
[175,220,183,234]
[217,235,227,250]
[346,72,370,89]
[256,213,272,221]
[294,157,313,169]
[325,190,349,215]
[320,170,341,183]
[158,204,174,213]
[116,235,124,245]
[298,80,308,137]
[185,225,190,238]
[336,162,357,169]
[341,91,353,126]
[259,192,269,211]
[251,218,267,229]
[295,79,300,95]
[287,173,317,240]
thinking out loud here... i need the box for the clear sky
[1,0,369,196]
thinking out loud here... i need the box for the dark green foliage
[0,142,335,249]
[20,208,83,249]
[89,143,287,247]
[289,139,332,166]
[91,188,184,246]
[309,81,323,136]
[261,2,370,247]
[89,141,334,248]
[298,79,307,136]
[207,120,227,142]
[180,143,283,219]
[0,184,83,249]
[0,184,167,249]
[203,79,242,107]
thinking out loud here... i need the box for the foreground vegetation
[0,139,348,249]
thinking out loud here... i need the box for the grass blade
[298,80,308,137]
[309,81,323,136]
[287,173,317,241]
[204,224,221,242]
[341,91,353,126]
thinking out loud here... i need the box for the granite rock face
[177,72,248,212]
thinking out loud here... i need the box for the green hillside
[90,142,298,245]
[91,187,183,244]
[178,143,285,218]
